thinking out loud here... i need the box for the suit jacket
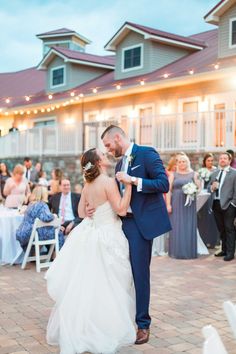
[116,144,171,240]
[208,167,236,210]
[49,192,82,225]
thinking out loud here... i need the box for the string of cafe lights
[0,63,221,116]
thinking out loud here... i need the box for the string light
[189,69,194,75]
[25,96,30,102]
[140,80,145,85]
[5,98,10,104]
[20,110,24,115]
[56,105,60,109]
[27,110,30,115]
[34,109,38,114]
[47,108,51,112]
[4,112,9,115]
[214,64,219,70]
[48,94,53,100]
[41,108,45,113]
[70,92,75,97]
[14,111,18,114]
[93,88,97,93]
[79,93,84,97]
[163,73,169,79]
[116,84,121,90]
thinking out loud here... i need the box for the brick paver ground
[0,250,236,354]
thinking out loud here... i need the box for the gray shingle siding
[115,31,190,80]
[218,5,236,58]
[46,56,110,93]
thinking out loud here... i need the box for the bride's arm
[105,177,132,216]
[78,188,87,218]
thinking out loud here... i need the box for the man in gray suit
[209,152,236,261]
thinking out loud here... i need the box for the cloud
[0,0,216,72]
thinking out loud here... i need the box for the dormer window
[50,65,66,88]
[122,44,143,72]
[229,18,236,48]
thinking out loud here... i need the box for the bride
[45,148,136,354]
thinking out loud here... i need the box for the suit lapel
[127,144,138,175]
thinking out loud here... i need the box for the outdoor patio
[0,250,236,354]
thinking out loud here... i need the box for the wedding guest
[4,164,30,208]
[38,170,49,188]
[209,152,236,261]
[8,122,19,133]
[197,153,219,248]
[16,186,64,250]
[49,178,82,236]
[226,149,236,169]
[167,154,200,259]
[48,168,63,195]
[166,155,177,173]
[23,157,39,188]
[0,162,11,197]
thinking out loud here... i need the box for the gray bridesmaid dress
[169,172,197,259]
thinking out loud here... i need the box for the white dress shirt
[123,143,142,192]
[59,192,74,222]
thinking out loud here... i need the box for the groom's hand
[85,204,95,217]
[116,172,131,184]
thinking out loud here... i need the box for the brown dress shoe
[135,329,150,345]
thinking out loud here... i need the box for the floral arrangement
[198,168,211,182]
[182,182,198,206]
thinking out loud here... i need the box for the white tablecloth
[0,206,24,265]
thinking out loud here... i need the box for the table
[0,206,24,265]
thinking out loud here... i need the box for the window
[51,66,65,87]
[229,18,236,47]
[182,101,198,143]
[122,44,143,72]
[140,107,152,145]
[214,104,225,147]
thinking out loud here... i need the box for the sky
[0,0,218,73]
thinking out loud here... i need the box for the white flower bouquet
[182,182,198,206]
[198,168,211,182]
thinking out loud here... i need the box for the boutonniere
[127,154,135,167]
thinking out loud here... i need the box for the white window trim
[121,43,144,73]
[229,17,236,49]
[33,116,57,126]
[50,65,66,88]
[178,97,200,147]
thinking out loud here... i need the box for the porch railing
[0,110,235,158]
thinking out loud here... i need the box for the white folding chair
[21,216,61,272]
[202,325,228,354]
[223,300,236,339]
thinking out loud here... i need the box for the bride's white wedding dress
[45,201,136,354]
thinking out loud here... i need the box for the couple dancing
[46,125,171,354]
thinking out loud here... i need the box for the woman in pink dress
[4,164,30,208]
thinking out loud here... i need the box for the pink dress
[4,177,30,208]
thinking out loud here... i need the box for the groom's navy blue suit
[116,144,171,329]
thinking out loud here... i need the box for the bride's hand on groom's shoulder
[116,172,131,185]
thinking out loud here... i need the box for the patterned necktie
[215,169,223,198]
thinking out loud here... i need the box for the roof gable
[104,22,207,51]
[37,46,115,70]
[204,0,236,24]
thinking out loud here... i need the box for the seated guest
[4,164,30,208]
[49,178,82,235]
[38,170,49,188]
[48,168,63,196]
[0,162,11,198]
[16,186,64,250]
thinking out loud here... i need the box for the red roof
[36,28,76,37]
[0,68,45,108]
[204,0,226,19]
[50,46,115,67]
[126,22,207,48]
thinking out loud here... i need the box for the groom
[101,125,171,344]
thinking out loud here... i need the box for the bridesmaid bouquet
[182,182,198,206]
[198,168,211,182]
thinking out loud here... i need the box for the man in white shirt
[209,152,236,261]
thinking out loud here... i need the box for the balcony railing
[0,110,235,158]
[0,122,83,158]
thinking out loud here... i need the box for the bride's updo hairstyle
[81,148,101,183]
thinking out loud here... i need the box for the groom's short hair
[101,125,126,139]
